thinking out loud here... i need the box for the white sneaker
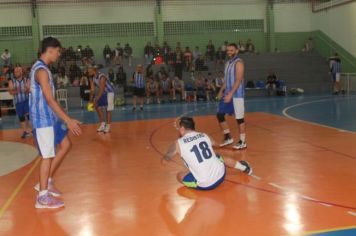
[34,182,62,197]
[233,140,247,150]
[97,123,106,132]
[219,138,234,147]
[103,125,110,133]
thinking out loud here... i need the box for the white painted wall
[0,4,32,27]
[274,2,313,32]
[312,1,356,57]
[37,1,155,25]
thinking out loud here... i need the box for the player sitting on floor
[162,117,252,190]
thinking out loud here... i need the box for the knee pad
[216,113,225,123]
[236,118,244,124]
[19,116,26,122]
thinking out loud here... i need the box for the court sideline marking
[0,157,41,218]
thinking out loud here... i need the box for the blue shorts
[97,93,108,107]
[182,156,226,190]
[217,98,234,115]
[15,100,29,120]
[33,121,68,158]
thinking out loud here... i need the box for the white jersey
[177,131,225,188]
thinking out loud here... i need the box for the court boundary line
[294,225,356,236]
[282,96,356,134]
[0,157,41,218]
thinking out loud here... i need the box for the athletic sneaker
[34,182,62,197]
[97,123,106,132]
[239,160,253,175]
[233,140,247,150]
[21,131,31,139]
[219,138,234,147]
[103,125,110,133]
[35,193,64,209]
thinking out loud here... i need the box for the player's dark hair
[227,43,238,49]
[40,37,62,54]
[179,117,195,130]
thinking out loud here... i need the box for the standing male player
[30,37,82,209]
[8,66,31,138]
[132,64,145,111]
[162,117,252,190]
[216,43,247,149]
[88,66,115,133]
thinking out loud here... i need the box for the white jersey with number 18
[177,131,225,188]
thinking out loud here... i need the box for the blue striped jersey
[224,56,244,98]
[29,59,58,129]
[331,59,341,74]
[93,72,114,93]
[11,77,29,104]
[133,72,145,88]
[161,79,170,91]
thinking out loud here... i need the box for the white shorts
[107,92,114,111]
[335,73,340,82]
[233,98,245,119]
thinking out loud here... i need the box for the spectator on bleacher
[82,45,94,60]
[108,68,115,82]
[1,49,11,66]
[144,42,154,65]
[193,46,202,67]
[206,40,215,61]
[172,75,185,102]
[246,39,255,53]
[162,41,170,64]
[56,69,70,89]
[176,42,182,51]
[238,40,246,54]
[302,37,313,52]
[195,72,207,100]
[216,47,225,66]
[103,45,112,66]
[114,43,123,65]
[157,66,168,80]
[183,47,193,72]
[146,64,154,79]
[221,41,228,60]
[174,47,184,79]
[329,53,342,95]
[167,48,175,72]
[154,43,162,57]
[80,70,90,105]
[146,76,160,104]
[116,65,127,92]
[132,64,145,111]
[69,64,82,85]
[76,45,83,61]
[205,72,216,101]
[159,74,172,102]
[124,43,133,67]
[266,69,277,96]
[195,55,206,72]
[215,70,224,94]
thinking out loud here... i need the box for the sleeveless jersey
[93,72,114,93]
[133,72,145,88]
[224,56,244,98]
[11,77,29,104]
[177,131,225,187]
[29,59,58,128]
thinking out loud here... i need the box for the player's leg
[139,90,144,110]
[133,95,137,111]
[34,126,64,209]
[156,87,160,104]
[219,155,252,175]
[233,98,247,150]
[104,92,114,133]
[177,171,199,189]
[16,102,28,138]
[217,99,234,147]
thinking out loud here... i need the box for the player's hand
[224,93,232,103]
[67,118,82,136]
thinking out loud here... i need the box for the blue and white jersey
[93,72,114,93]
[11,77,29,104]
[331,59,341,74]
[224,56,244,98]
[29,59,58,129]
[161,79,170,91]
[133,72,145,88]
